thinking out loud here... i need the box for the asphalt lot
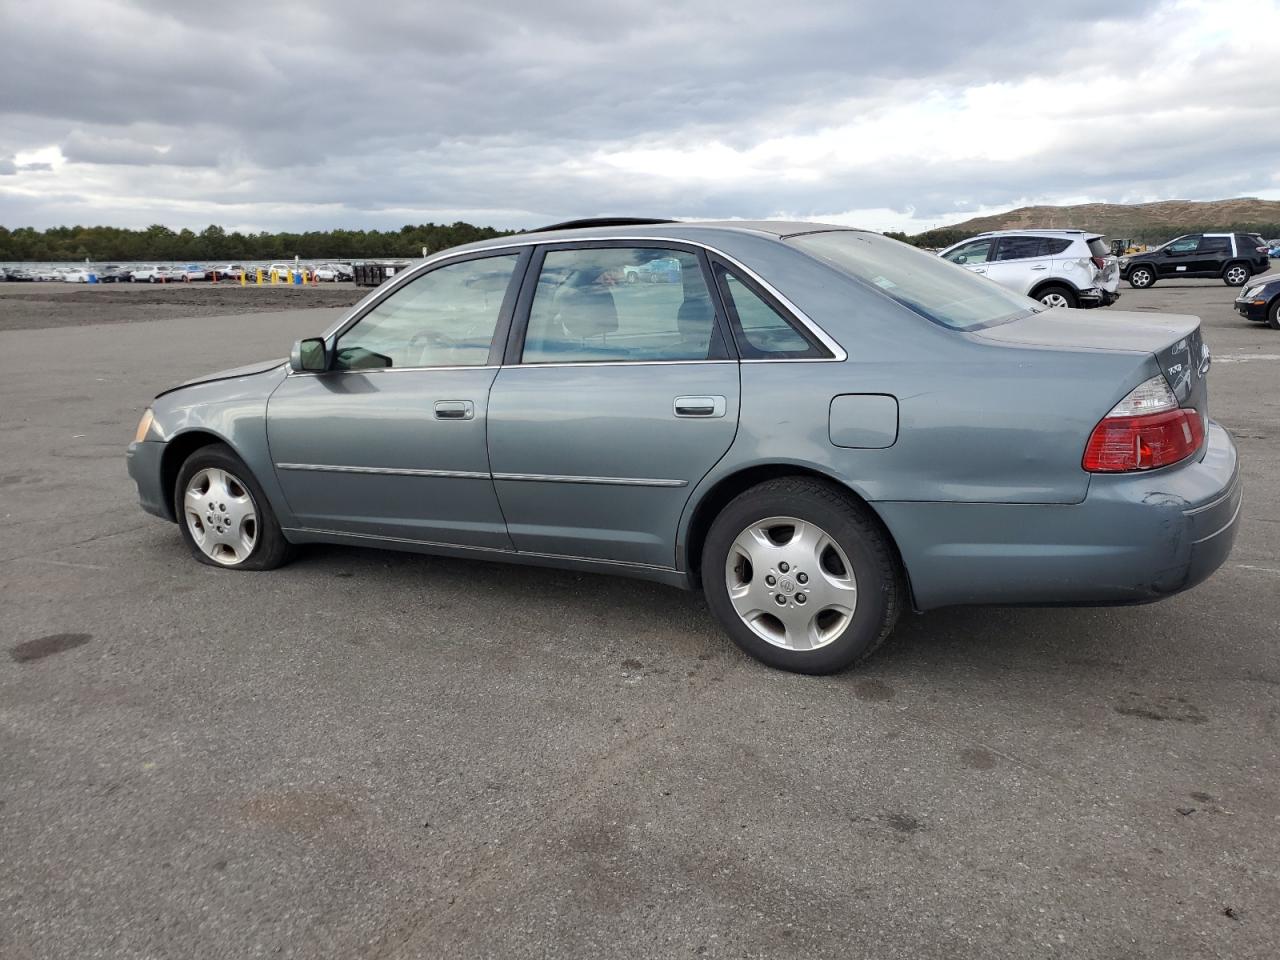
[1,279,1278,959]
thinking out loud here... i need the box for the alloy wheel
[724,516,857,652]
[183,467,258,566]
[1040,292,1071,308]
[1225,266,1249,285]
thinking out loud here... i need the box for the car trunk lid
[973,309,1208,413]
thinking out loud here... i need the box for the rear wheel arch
[682,464,914,605]
[160,430,232,522]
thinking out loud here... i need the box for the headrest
[554,281,618,338]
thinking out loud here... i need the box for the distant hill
[908,198,1280,247]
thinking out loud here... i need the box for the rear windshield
[788,231,1039,331]
[1087,237,1109,258]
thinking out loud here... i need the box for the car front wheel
[1128,266,1155,288]
[1268,297,1280,331]
[174,443,293,570]
[701,477,902,674]
[1223,263,1251,286]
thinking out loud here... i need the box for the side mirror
[290,337,328,373]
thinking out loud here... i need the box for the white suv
[938,230,1120,309]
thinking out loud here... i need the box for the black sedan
[1235,276,1280,329]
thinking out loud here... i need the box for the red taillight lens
[1083,409,1205,472]
[1091,256,1106,270]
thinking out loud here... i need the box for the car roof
[446,219,867,256]
[970,229,1098,238]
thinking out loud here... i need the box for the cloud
[0,157,15,176]
[1,0,1278,232]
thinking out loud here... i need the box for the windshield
[788,231,1040,331]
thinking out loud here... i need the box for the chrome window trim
[276,463,489,480]
[497,359,736,370]
[492,472,687,488]
[324,236,847,363]
[286,364,499,378]
[282,526,677,573]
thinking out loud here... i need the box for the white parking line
[1214,354,1280,363]
[1235,563,1280,576]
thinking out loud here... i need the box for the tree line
[5,218,1278,263]
[0,222,514,262]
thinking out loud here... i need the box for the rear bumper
[1079,287,1121,307]
[126,440,173,520]
[877,421,1241,610]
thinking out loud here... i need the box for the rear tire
[174,443,293,571]
[1223,262,1251,286]
[1036,285,1077,309]
[1128,265,1155,288]
[701,477,902,674]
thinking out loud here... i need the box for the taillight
[1083,375,1205,472]
[1091,256,1106,270]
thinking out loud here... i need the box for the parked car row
[0,262,357,283]
[936,228,1273,333]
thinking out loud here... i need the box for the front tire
[174,443,293,570]
[1268,297,1280,331]
[1223,262,1251,286]
[701,477,902,674]
[1128,265,1156,288]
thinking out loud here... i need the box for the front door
[265,249,526,548]
[1157,235,1199,278]
[486,243,741,570]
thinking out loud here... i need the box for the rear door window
[1197,236,1231,255]
[520,246,728,363]
[993,237,1047,261]
[1044,238,1075,255]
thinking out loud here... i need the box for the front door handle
[1031,264,1048,270]
[434,400,474,420]
[970,268,986,274]
[674,395,726,418]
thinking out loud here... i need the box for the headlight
[1118,257,1130,268]
[1241,285,1261,299]
[134,408,156,443]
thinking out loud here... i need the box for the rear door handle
[674,395,726,418]
[434,400,474,420]
[970,268,986,274]
[1031,265,1048,270]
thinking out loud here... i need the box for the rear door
[983,236,1050,295]
[486,242,740,569]
[1192,235,1232,276]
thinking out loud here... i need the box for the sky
[1,0,1279,234]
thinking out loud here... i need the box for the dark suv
[1121,232,1270,288]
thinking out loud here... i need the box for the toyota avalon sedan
[126,219,1241,674]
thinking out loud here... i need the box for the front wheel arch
[682,464,914,607]
[159,430,232,522]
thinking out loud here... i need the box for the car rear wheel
[1268,297,1280,331]
[1128,266,1155,288]
[1037,285,1077,309]
[1223,263,1251,286]
[174,443,293,571]
[701,477,902,674]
